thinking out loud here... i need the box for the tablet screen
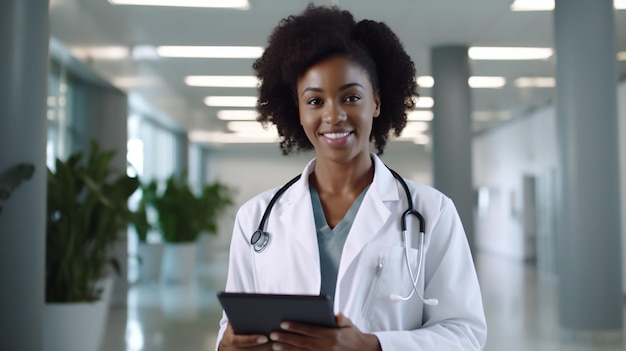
[217,292,338,335]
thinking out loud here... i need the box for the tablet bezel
[217,292,338,335]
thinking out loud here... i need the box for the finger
[277,321,328,338]
[224,323,271,348]
[269,330,315,350]
[335,313,353,328]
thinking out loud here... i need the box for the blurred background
[2,0,626,350]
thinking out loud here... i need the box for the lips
[320,130,353,146]
[323,131,351,139]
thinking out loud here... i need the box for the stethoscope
[250,167,438,306]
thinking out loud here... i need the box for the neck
[310,153,374,196]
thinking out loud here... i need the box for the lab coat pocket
[359,246,422,331]
[361,255,386,319]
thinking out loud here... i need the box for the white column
[0,0,49,349]
[554,0,623,338]
[430,46,475,251]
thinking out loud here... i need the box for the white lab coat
[217,154,487,350]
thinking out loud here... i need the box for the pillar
[430,46,475,251]
[554,0,622,338]
[0,0,49,349]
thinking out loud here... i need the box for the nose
[323,102,347,124]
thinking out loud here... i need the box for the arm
[216,207,262,350]
[374,199,487,350]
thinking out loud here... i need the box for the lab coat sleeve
[215,205,258,350]
[373,198,487,350]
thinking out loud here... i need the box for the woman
[217,5,486,350]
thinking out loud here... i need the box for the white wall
[473,106,558,261]
[474,81,626,291]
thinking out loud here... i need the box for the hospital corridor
[98,248,626,351]
[4,1,626,350]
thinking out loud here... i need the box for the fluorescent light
[216,110,259,120]
[185,75,259,88]
[204,96,257,107]
[511,0,626,11]
[108,0,249,9]
[157,46,263,58]
[407,110,433,121]
[468,76,506,88]
[112,76,160,89]
[618,52,626,61]
[469,47,553,60]
[510,0,554,11]
[417,76,434,88]
[413,96,434,108]
[131,45,159,60]
[397,122,431,145]
[188,130,277,144]
[69,46,129,60]
[227,121,274,133]
[515,77,555,88]
[403,121,429,133]
[412,134,431,145]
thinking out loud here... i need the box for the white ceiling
[49,0,626,141]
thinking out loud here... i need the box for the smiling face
[296,56,381,165]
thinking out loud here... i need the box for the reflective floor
[101,250,625,351]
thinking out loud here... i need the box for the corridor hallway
[101,250,625,351]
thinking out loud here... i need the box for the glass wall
[46,62,74,169]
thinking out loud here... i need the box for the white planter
[44,276,114,351]
[161,242,197,284]
[137,242,163,283]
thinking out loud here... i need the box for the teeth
[324,132,350,139]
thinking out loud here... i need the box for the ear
[373,93,381,118]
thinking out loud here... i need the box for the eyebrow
[301,82,365,96]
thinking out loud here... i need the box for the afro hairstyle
[253,4,418,155]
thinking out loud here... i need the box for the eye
[344,95,361,103]
[306,97,323,105]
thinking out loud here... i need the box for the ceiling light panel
[515,77,556,88]
[185,76,259,88]
[510,0,626,11]
[468,76,506,88]
[414,96,434,108]
[469,47,553,60]
[204,96,257,107]
[70,46,129,60]
[417,76,434,88]
[407,111,434,121]
[108,0,249,9]
[157,46,264,58]
[216,110,259,120]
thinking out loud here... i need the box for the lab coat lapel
[278,181,319,266]
[275,161,320,293]
[336,156,398,291]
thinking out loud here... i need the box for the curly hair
[253,4,418,155]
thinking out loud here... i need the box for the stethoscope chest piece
[251,229,270,253]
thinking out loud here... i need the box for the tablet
[217,292,338,335]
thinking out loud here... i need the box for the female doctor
[217,5,486,351]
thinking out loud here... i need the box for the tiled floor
[101,250,625,351]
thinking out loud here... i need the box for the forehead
[297,56,372,89]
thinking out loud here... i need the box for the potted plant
[45,140,139,351]
[130,181,163,283]
[196,181,234,263]
[146,175,234,284]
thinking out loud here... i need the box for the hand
[219,323,274,351]
[267,313,381,351]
